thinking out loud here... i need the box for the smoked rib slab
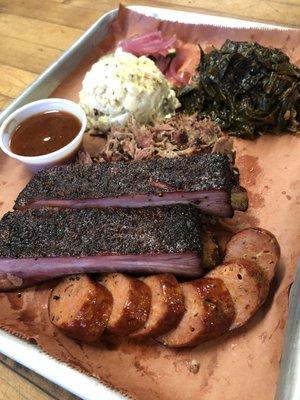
[0,205,204,290]
[14,153,237,217]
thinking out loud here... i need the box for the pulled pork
[78,114,233,164]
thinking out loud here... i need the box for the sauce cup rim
[0,98,87,164]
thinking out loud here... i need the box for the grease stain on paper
[134,359,158,381]
[237,155,262,187]
[248,192,265,209]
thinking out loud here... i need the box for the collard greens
[179,40,300,138]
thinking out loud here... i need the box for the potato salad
[79,48,180,132]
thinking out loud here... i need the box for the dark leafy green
[179,40,300,138]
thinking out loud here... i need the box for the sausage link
[49,274,112,342]
[129,274,185,339]
[224,227,280,281]
[157,277,235,347]
[100,273,151,336]
[207,260,269,329]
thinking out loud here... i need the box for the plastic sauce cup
[0,98,87,172]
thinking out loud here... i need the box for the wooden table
[0,0,299,398]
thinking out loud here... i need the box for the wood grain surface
[0,0,299,399]
[0,0,300,113]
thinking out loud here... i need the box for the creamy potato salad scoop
[79,48,180,132]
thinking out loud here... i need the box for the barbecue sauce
[10,110,81,156]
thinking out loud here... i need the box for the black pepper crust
[0,205,203,258]
[14,153,234,208]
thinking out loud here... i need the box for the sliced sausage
[224,227,280,281]
[207,260,269,330]
[129,274,185,339]
[100,273,151,336]
[49,274,113,342]
[157,277,235,348]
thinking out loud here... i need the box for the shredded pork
[78,114,232,164]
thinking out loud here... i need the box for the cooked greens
[179,40,300,138]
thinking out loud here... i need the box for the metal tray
[0,5,298,400]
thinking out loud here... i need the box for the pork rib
[0,205,204,290]
[14,154,244,217]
